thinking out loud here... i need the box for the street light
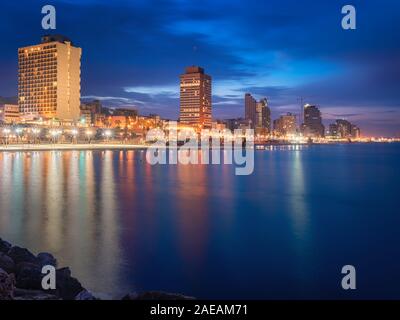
[86,130,93,144]
[104,130,112,142]
[71,129,78,144]
[50,129,62,144]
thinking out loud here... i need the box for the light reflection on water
[0,144,400,299]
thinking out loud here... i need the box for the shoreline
[0,143,147,152]
[0,141,398,152]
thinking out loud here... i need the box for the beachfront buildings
[0,104,20,124]
[179,66,212,129]
[327,119,361,138]
[18,35,82,122]
[255,98,271,135]
[273,112,297,137]
[244,94,271,134]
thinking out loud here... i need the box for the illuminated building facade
[255,98,271,134]
[18,35,82,121]
[273,112,297,136]
[179,66,212,129]
[0,104,20,124]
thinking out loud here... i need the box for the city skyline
[0,0,399,136]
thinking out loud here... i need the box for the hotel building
[18,35,82,121]
[179,66,212,129]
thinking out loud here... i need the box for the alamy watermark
[145,122,255,176]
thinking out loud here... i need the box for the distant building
[223,118,252,131]
[327,123,339,137]
[244,93,257,128]
[351,124,361,138]
[328,119,361,138]
[0,104,20,124]
[301,104,325,137]
[18,35,82,121]
[255,98,271,135]
[179,66,212,129]
[80,100,102,125]
[211,120,227,131]
[273,113,297,136]
[94,108,139,129]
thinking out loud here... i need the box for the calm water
[0,144,399,299]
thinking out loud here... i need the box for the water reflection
[0,151,124,297]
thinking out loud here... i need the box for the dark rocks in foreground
[0,237,193,301]
[0,237,89,301]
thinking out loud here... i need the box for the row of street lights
[1,127,114,145]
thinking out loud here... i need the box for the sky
[0,0,399,136]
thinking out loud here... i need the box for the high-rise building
[273,112,297,136]
[245,93,257,128]
[255,98,271,134]
[179,66,212,129]
[301,104,325,137]
[18,35,82,121]
[328,119,361,138]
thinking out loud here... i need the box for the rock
[7,246,37,265]
[15,262,43,290]
[0,253,15,274]
[75,289,97,300]
[37,252,57,268]
[123,291,195,300]
[0,268,15,300]
[121,292,139,300]
[14,288,59,300]
[0,238,12,254]
[55,267,84,300]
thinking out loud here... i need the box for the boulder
[7,246,37,265]
[14,288,59,300]
[0,268,15,300]
[0,253,15,274]
[0,238,12,254]
[75,289,97,300]
[37,252,57,268]
[55,267,84,300]
[15,262,43,290]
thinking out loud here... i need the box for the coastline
[0,237,193,301]
[0,143,147,152]
[0,141,398,153]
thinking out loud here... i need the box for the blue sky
[0,0,399,136]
